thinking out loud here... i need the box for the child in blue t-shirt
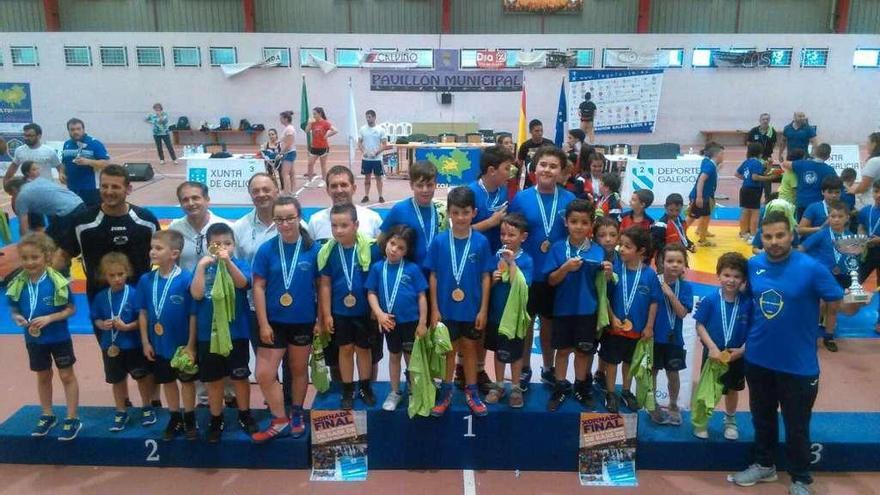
[137,229,196,441]
[191,223,255,442]
[840,167,858,233]
[380,160,439,269]
[591,215,620,394]
[693,252,751,441]
[688,144,724,247]
[8,233,80,440]
[857,179,880,289]
[651,244,694,426]
[798,175,842,238]
[91,252,155,432]
[366,225,428,411]
[736,142,771,242]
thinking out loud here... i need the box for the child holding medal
[251,195,321,443]
[137,230,197,441]
[91,253,155,432]
[591,215,621,393]
[366,225,429,411]
[7,232,80,440]
[426,187,494,417]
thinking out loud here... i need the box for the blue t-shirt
[90,284,141,350]
[653,278,694,346]
[841,190,856,211]
[252,236,320,325]
[488,250,533,324]
[425,230,494,322]
[611,262,661,334]
[468,180,508,252]
[783,123,816,153]
[319,243,381,317]
[800,225,848,275]
[801,200,830,233]
[8,275,72,345]
[380,198,439,267]
[509,186,575,283]
[693,290,751,350]
[543,239,604,317]
[792,159,836,208]
[364,260,428,324]
[689,158,718,200]
[737,158,764,189]
[61,135,109,192]
[746,251,843,376]
[135,268,193,359]
[857,204,880,237]
[193,258,252,343]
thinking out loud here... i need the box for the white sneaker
[693,427,709,439]
[382,391,402,411]
[159,160,166,165]
[724,414,739,440]
[727,463,778,486]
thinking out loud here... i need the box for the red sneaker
[251,417,290,444]
[430,392,452,417]
[466,392,488,417]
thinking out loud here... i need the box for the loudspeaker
[124,162,155,182]
[440,92,453,104]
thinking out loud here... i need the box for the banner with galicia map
[310,410,368,481]
[578,413,638,487]
[568,70,663,133]
[414,147,481,186]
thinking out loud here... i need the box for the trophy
[834,234,871,304]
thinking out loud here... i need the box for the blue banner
[0,83,33,133]
[567,70,663,134]
[414,146,481,186]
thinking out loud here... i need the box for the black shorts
[859,245,880,283]
[445,320,482,341]
[309,147,329,157]
[361,159,384,177]
[370,318,383,364]
[739,187,762,210]
[198,339,251,383]
[598,334,638,365]
[103,347,151,384]
[484,322,524,363]
[153,357,198,385]
[701,351,746,393]
[333,315,380,350]
[527,281,556,319]
[385,321,417,354]
[653,343,687,372]
[688,199,714,219]
[552,314,598,354]
[261,321,315,349]
[27,340,76,372]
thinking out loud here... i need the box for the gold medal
[621,319,633,332]
[107,344,121,358]
[208,242,221,257]
[28,326,41,338]
[279,292,293,307]
[497,259,509,273]
[540,240,551,253]
[452,288,466,302]
[154,322,164,336]
[718,350,731,364]
[343,293,357,308]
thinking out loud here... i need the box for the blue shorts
[361,159,383,177]
[283,150,297,162]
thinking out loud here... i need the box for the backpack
[174,116,190,130]
[218,117,232,130]
[238,119,252,131]
[252,123,265,131]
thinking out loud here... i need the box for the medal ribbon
[411,198,437,247]
[108,285,130,345]
[152,266,181,323]
[449,229,473,288]
[26,272,48,321]
[479,179,502,212]
[278,235,302,293]
[829,228,842,266]
[672,218,688,246]
[382,260,405,314]
[621,262,643,318]
[663,277,680,331]
[870,206,880,236]
[719,290,740,347]
[536,188,559,244]
[337,243,357,294]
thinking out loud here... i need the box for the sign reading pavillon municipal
[370,49,523,92]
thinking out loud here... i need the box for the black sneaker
[238,410,258,434]
[361,195,369,204]
[207,416,224,443]
[573,382,594,408]
[823,337,839,352]
[547,389,567,412]
[605,392,619,413]
[477,370,492,395]
[162,414,183,442]
[378,196,385,204]
[124,398,133,408]
[520,368,532,392]
[594,370,607,391]
[359,381,377,407]
[183,412,198,441]
[540,366,556,386]
[620,390,639,411]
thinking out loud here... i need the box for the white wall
[2,32,879,146]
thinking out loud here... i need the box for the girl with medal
[693,252,751,440]
[252,195,320,443]
[8,233,81,440]
[469,145,513,252]
[92,253,156,432]
[650,244,694,426]
[602,227,660,414]
[365,225,428,411]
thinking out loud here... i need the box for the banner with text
[311,410,368,481]
[621,158,702,205]
[0,83,33,134]
[371,49,522,92]
[812,144,862,180]
[578,413,638,487]
[362,50,421,68]
[568,70,663,133]
[186,158,261,204]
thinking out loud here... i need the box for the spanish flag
[516,83,527,153]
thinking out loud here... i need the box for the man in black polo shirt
[746,113,779,201]
[578,92,597,144]
[516,119,554,190]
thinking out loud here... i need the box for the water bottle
[688,146,694,156]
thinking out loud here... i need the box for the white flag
[310,54,337,74]
[220,53,281,78]
[347,79,358,167]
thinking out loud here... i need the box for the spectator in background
[359,109,390,204]
[516,119,554,191]
[145,103,177,165]
[4,171,84,238]
[261,128,282,184]
[305,107,337,188]
[746,113,779,202]
[563,129,586,171]
[61,118,110,207]
[777,112,818,162]
[4,123,62,182]
[496,134,515,156]
[278,111,298,194]
[846,132,880,207]
[0,137,11,163]
[578,91,597,144]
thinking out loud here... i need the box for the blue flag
[554,78,567,147]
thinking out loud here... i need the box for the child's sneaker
[109,411,129,432]
[724,414,739,440]
[31,415,57,437]
[727,463,778,486]
[620,390,639,411]
[58,417,82,442]
[519,368,532,392]
[604,392,619,414]
[594,370,607,392]
[238,410,258,434]
[650,408,672,425]
[508,386,524,408]
[572,381,593,408]
[484,384,505,404]
[477,370,492,395]
[693,426,709,439]
[540,366,555,386]
[667,408,682,425]
[162,413,183,441]
[465,386,488,416]
[207,415,224,443]
[382,391,402,411]
[290,410,307,439]
[823,336,838,352]
[183,412,198,441]
[453,364,465,390]
[378,196,385,204]
[430,387,453,417]
[141,407,157,426]
[252,416,290,444]
[547,381,570,412]
[359,380,377,407]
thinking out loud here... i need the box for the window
[99,46,128,67]
[300,47,327,67]
[658,48,684,68]
[262,47,290,67]
[768,48,792,68]
[335,48,362,67]
[800,48,829,68]
[410,48,434,68]
[64,46,91,66]
[572,48,593,68]
[11,46,38,66]
[172,46,200,67]
[692,48,719,67]
[853,48,880,68]
[460,48,520,68]
[136,46,164,66]
[602,48,629,68]
[209,47,236,66]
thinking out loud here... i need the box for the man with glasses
[168,181,230,271]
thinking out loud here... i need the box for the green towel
[317,232,375,272]
[595,271,618,339]
[0,213,11,245]
[170,346,199,375]
[209,262,235,357]
[407,333,437,418]
[631,338,656,411]
[690,358,729,430]
[498,268,530,340]
[428,322,452,380]
[434,200,449,233]
[6,267,70,306]
[310,331,331,393]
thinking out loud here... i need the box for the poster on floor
[310,410,369,481]
[578,412,638,487]
[621,158,703,207]
[567,70,663,133]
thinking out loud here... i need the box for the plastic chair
[397,122,413,138]
[438,133,458,143]
[465,133,483,144]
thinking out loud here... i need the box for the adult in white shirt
[308,165,383,242]
[277,111,298,195]
[358,109,390,204]
[167,181,230,271]
[4,123,62,182]
[847,132,880,207]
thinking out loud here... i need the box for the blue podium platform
[0,406,310,469]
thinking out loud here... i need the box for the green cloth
[317,233,375,272]
[690,358,729,430]
[763,198,797,232]
[0,213,11,244]
[407,332,437,418]
[631,338,656,412]
[428,322,452,380]
[595,271,617,339]
[778,171,797,206]
[434,200,449,233]
[170,346,199,375]
[6,267,70,306]
[310,332,331,393]
[209,261,235,357]
[498,267,530,340]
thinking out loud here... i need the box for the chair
[609,143,632,155]
[636,143,680,160]
[396,122,413,139]
[465,133,483,144]
[438,133,458,143]
[591,144,608,154]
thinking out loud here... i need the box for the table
[172,129,263,146]
[184,155,263,205]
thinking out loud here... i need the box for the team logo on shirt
[637,285,650,295]
[467,253,478,263]
[297,261,312,271]
[113,235,129,245]
[758,289,783,319]
[804,171,817,185]
[41,296,54,306]
[170,295,185,305]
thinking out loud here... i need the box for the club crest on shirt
[467,253,478,263]
[41,296,54,306]
[170,295,185,305]
[637,285,650,295]
[297,261,312,271]
[113,235,129,245]
[758,289,784,319]
[804,171,817,185]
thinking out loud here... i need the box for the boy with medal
[651,193,694,254]
[509,146,575,388]
[380,161,440,271]
[137,230,197,441]
[798,175,842,238]
[319,203,382,410]
[426,187,494,417]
